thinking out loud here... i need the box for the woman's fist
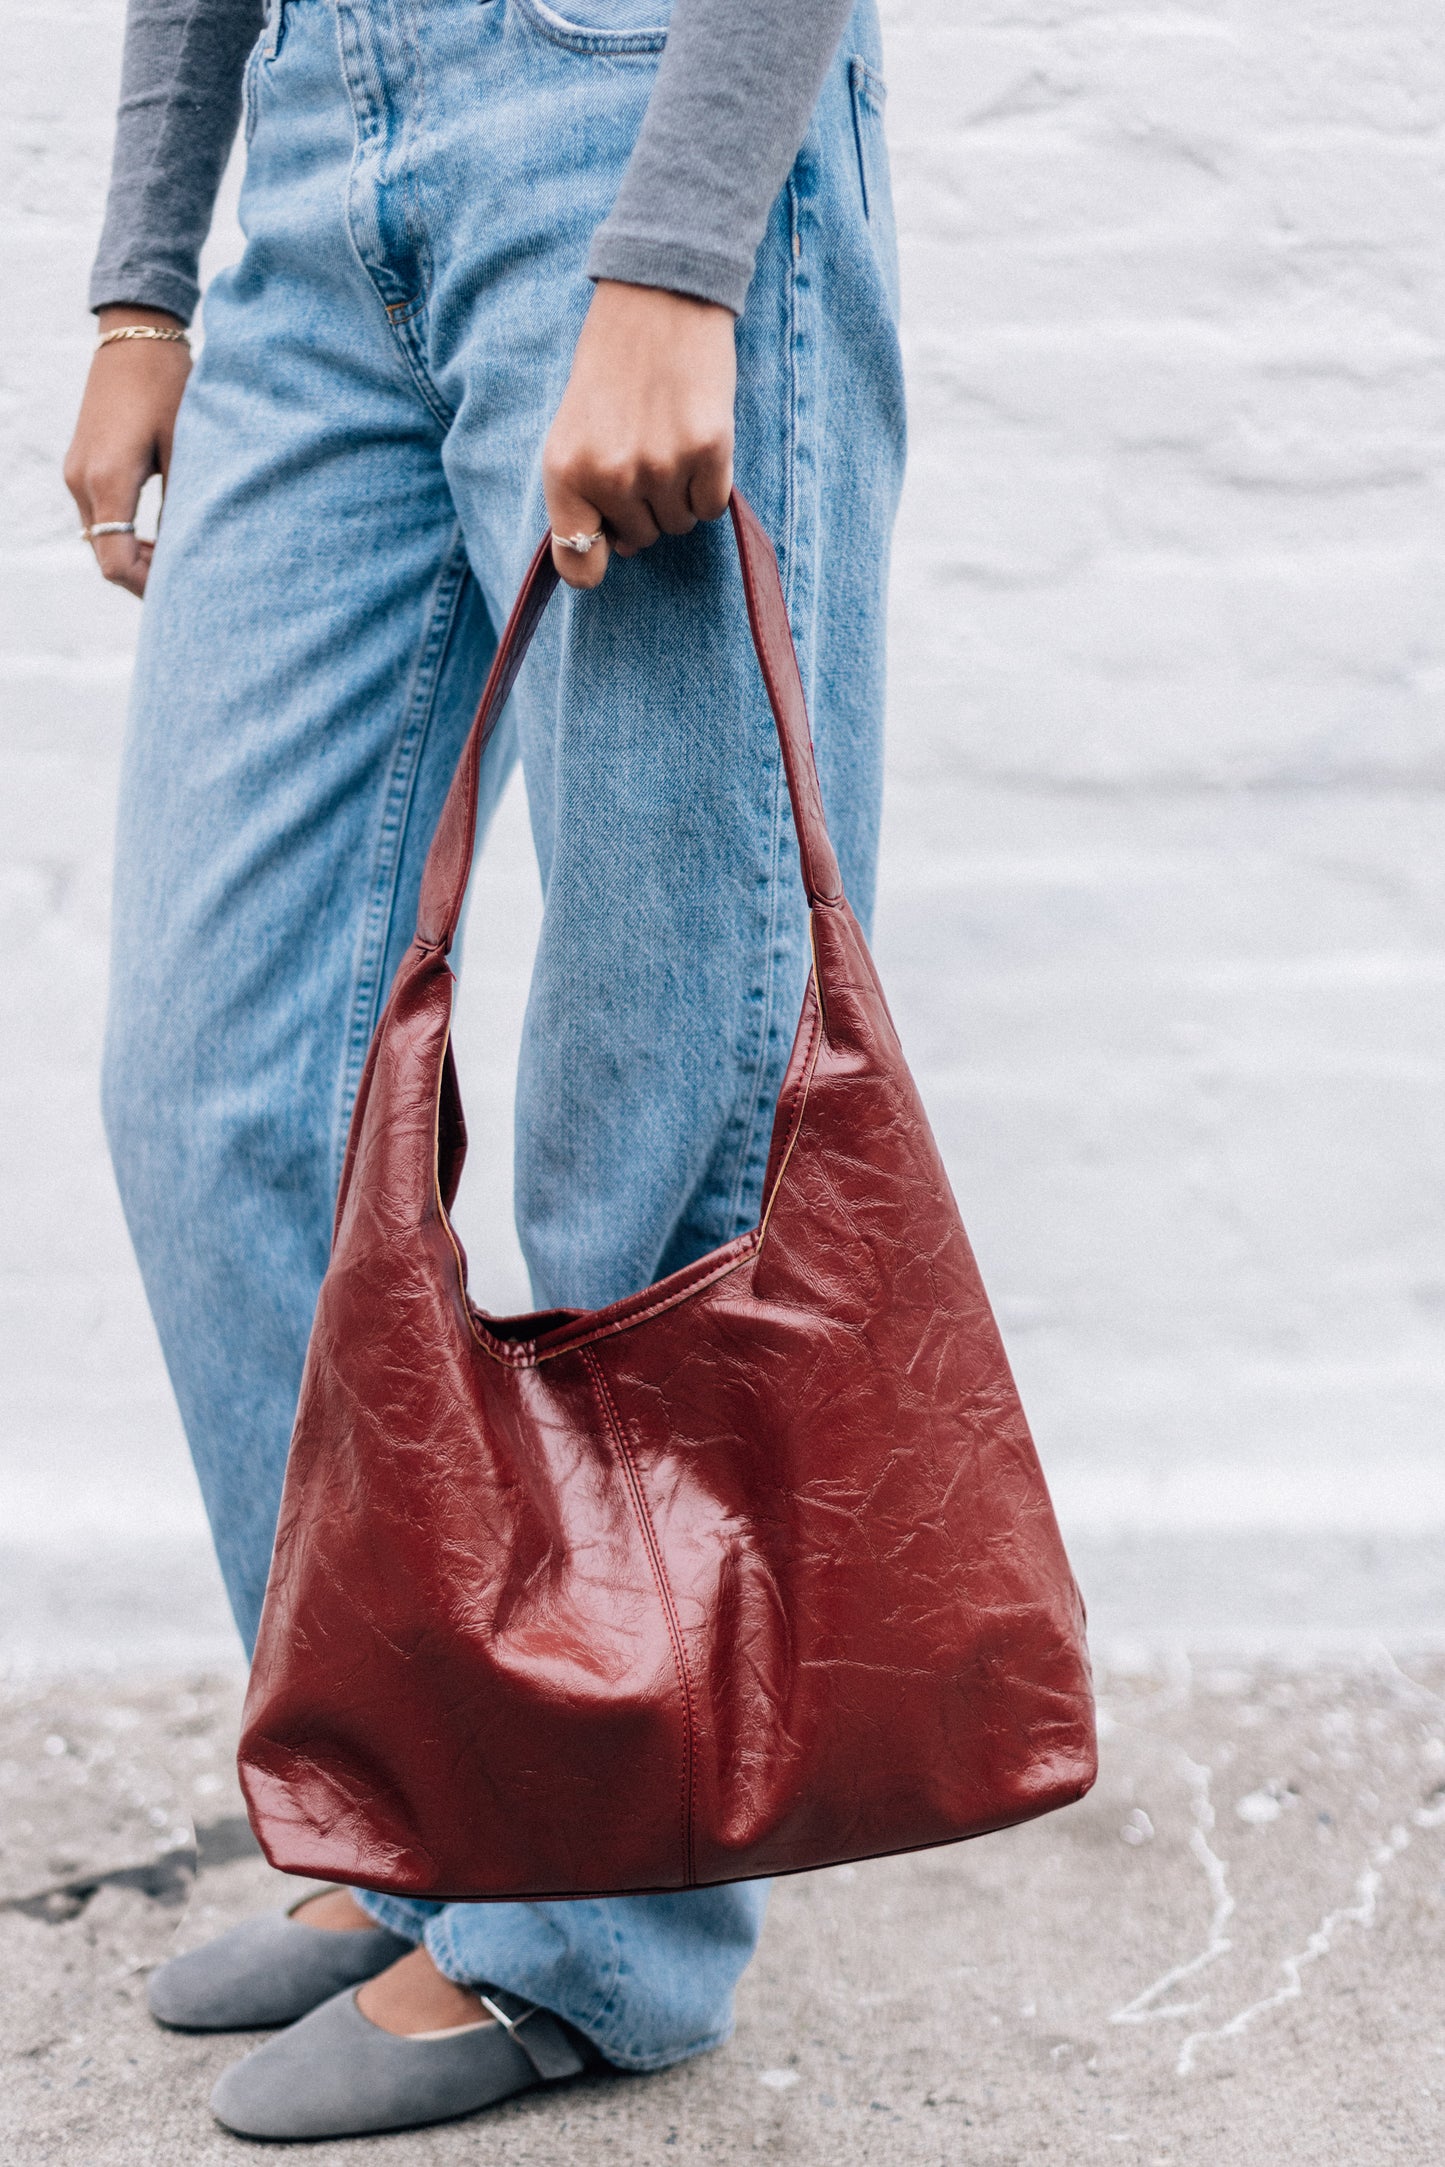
[542,281,736,591]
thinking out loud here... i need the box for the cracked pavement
[3,1655,1442,2163]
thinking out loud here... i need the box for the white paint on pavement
[1110,1754,1235,2028]
[1175,1813,1444,2075]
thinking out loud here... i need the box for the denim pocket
[511,0,670,56]
[242,31,266,145]
[848,57,887,221]
[848,55,899,316]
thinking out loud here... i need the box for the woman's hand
[543,280,737,591]
[63,307,191,599]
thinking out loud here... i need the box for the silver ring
[81,520,136,542]
[552,529,604,556]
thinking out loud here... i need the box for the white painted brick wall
[2,0,1442,1622]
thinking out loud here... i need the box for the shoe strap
[476,1988,586,2081]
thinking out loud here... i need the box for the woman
[65,0,904,2140]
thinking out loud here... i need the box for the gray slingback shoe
[209,1982,597,2140]
[146,1899,415,2031]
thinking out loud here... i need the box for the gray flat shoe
[209,1982,595,2139]
[147,1899,414,2031]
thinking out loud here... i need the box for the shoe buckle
[477,1991,534,2039]
[477,1992,585,2082]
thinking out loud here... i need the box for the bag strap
[415,489,843,954]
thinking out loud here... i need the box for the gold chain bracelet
[96,325,191,351]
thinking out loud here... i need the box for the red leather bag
[239,493,1096,1899]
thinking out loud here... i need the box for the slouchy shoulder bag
[239,493,1097,1899]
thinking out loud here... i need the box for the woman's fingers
[639,464,700,541]
[65,453,150,598]
[686,434,734,526]
[544,473,610,591]
[82,477,150,597]
[90,527,150,599]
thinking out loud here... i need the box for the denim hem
[350,1889,431,1942]
[421,1908,732,2073]
[313,1889,741,2071]
[580,2017,735,2076]
[422,1901,621,2030]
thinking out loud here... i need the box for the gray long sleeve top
[91,0,856,323]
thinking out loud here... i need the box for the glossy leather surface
[238,493,1097,1899]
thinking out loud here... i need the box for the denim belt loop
[263,0,286,61]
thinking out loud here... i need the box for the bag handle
[415,489,843,954]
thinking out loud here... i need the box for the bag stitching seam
[582,1345,696,1886]
[457,992,822,1362]
[454,1241,755,1367]
[756,981,821,1246]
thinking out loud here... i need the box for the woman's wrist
[96,303,188,335]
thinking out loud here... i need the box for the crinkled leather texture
[238,494,1097,1900]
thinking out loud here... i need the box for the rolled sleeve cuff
[585,228,751,316]
[88,256,199,324]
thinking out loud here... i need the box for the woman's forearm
[587,0,856,314]
[90,0,264,322]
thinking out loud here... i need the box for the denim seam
[569,1905,628,2035]
[387,308,456,430]
[332,530,474,1190]
[332,0,453,428]
[720,750,785,1237]
[578,1903,731,2070]
[783,176,804,582]
[719,176,806,1236]
[396,0,439,336]
[334,7,412,315]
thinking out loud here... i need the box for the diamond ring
[552,529,604,555]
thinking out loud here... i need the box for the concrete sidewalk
[3,1655,1442,2164]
